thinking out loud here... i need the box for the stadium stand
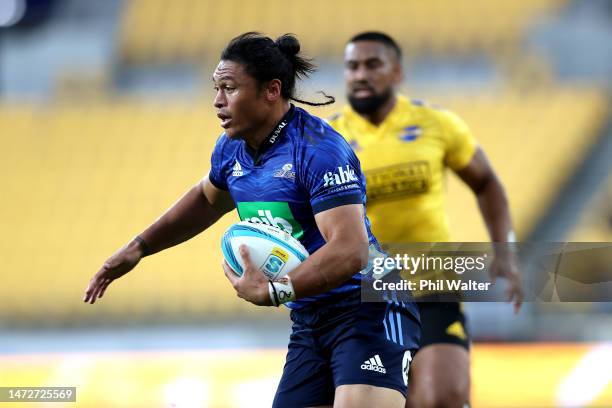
[442,88,608,242]
[0,87,607,323]
[118,0,568,64]
[568,176,612,242]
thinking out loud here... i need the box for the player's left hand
[223,245,272,306]
[489,251,523,314]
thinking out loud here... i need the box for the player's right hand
[83,240,143,304]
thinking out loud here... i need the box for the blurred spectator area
[0,88,608,324]
[118,0,568,63]
[0,0,610,325]
[568,176,612,242]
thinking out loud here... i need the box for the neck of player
[362,94,397,126]
[245,102,291,151]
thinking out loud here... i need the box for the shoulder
[213,133,241,154]
[408,98,468,132]
[326,112,343,129]
[211,133,242,170]
[291,107,351,152]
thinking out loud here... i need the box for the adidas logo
[361,354,386,374]
[232,161,243,177]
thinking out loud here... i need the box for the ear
[393,60,403,85]
[264,79,283,102]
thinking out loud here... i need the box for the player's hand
[489,250,523,314]
[83,240,143,304]
[223,245,272,306]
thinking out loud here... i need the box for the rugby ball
[221,221,309,279]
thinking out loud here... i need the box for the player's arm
[83,175,234,304]
[223,204,369,306]
[138,176,235,255]
[289,203,369,298]
[455,148,523,311]
[455,148,512,243]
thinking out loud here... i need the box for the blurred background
[0,0,611,406]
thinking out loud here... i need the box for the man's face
[213,60,269,138]
[344,41,401,115]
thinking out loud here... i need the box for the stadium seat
[117,0,569,64]
[0,86,606,322]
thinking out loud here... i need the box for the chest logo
[399,125,422,142]
[246,210,293,234]
[365,162,431,202]
[232,161,243,177]
[273,163,296,181]
[236,201,304,240]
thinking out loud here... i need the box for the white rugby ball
[221,221,309,280]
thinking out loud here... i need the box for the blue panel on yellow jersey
[399,125,422,142]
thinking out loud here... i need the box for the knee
[409,381,469,408]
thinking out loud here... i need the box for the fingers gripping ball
[221,221,309,279]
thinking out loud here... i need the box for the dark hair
[221,32,334,106]
[348,31,402,60]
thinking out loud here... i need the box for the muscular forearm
[288,239,369,299]
[138,183,226,255]
[476,175,514,242]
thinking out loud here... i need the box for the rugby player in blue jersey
[84,32,420,407]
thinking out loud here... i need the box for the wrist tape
[268,276,296,306]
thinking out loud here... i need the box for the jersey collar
[246,104,295,164]
[344,95,411,137]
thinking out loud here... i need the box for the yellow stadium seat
[0,85,605,323]
[117,0,569,63]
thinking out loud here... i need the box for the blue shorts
[273,290,421,407]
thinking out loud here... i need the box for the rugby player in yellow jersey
[329,32,523,408]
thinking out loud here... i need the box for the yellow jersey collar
[343,94,412,137]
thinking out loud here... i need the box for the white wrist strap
[268,276,296,307]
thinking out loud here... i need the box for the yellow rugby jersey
[329,95,477,244]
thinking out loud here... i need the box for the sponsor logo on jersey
[322,165,359,187]
[237,201,304,239]
[399,125,422,142]
[269,121,287,144]
[365,162,430,203]
[232,161,243,177]
[361,354,386,374]
[246,210,292,233]
[273,163,295,180]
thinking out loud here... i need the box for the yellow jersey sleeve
[438,109,478,171]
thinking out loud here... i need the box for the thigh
[335,384,406,408]
[407,302,470,407]
[407,344,470,408]
[273,327,335,408]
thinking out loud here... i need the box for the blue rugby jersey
[208,105,380,309]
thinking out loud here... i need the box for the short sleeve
[440,110,478,170]
[208,135,228,190]
[298,137,364,214]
